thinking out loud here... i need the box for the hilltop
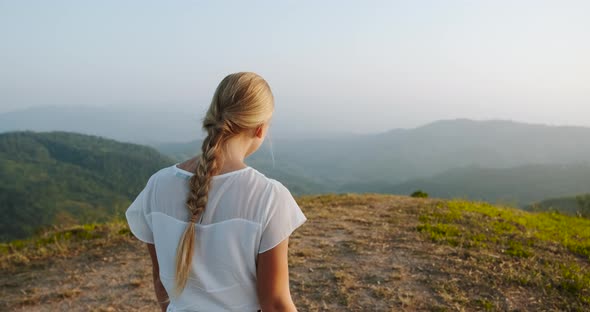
[1,194,589,311]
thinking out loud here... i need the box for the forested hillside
[0,131,173,241]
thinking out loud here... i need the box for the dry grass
[1,193,589,311]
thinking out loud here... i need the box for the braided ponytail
[173,126,225,295]
[173,72,274,296]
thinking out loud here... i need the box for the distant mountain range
[2,116,590,240]
[156,118,590,205]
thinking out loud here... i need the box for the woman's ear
[254,125,263,138]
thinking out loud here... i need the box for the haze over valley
[2,114,589,241]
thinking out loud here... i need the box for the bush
[411,190,429,198]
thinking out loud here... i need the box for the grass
[417,199,590,306]
[0,219,130,270]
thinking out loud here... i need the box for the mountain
[0,131,173,241]
[4,117,590,235]
[7,106,590,181]
[6,106,590,185]
[2,194,589,310]
[157,119,590,202]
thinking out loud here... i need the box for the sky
[1,0,589,134]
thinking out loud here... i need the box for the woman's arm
[147,243,170,312]
[256,238,297,312]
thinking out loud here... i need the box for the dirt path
[288,195,449,311]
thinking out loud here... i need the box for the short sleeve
[125,174,156,244]
[258,181,307,253]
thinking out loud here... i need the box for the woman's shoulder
[138,164,182,192]
[247,167,291,195]
[149,164,176,181]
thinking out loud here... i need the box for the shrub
[411,190,429,198]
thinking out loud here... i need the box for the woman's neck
[178,132,255,175]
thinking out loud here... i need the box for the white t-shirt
[125,163,307,311]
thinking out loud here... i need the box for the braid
[187,127,224,218]
[174,125,225,296]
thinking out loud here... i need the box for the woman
[125,72,307,311]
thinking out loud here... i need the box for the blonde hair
[173,72,274,296]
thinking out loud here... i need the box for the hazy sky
[1,0,589,134]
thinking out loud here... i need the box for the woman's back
[126,163,307,311]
